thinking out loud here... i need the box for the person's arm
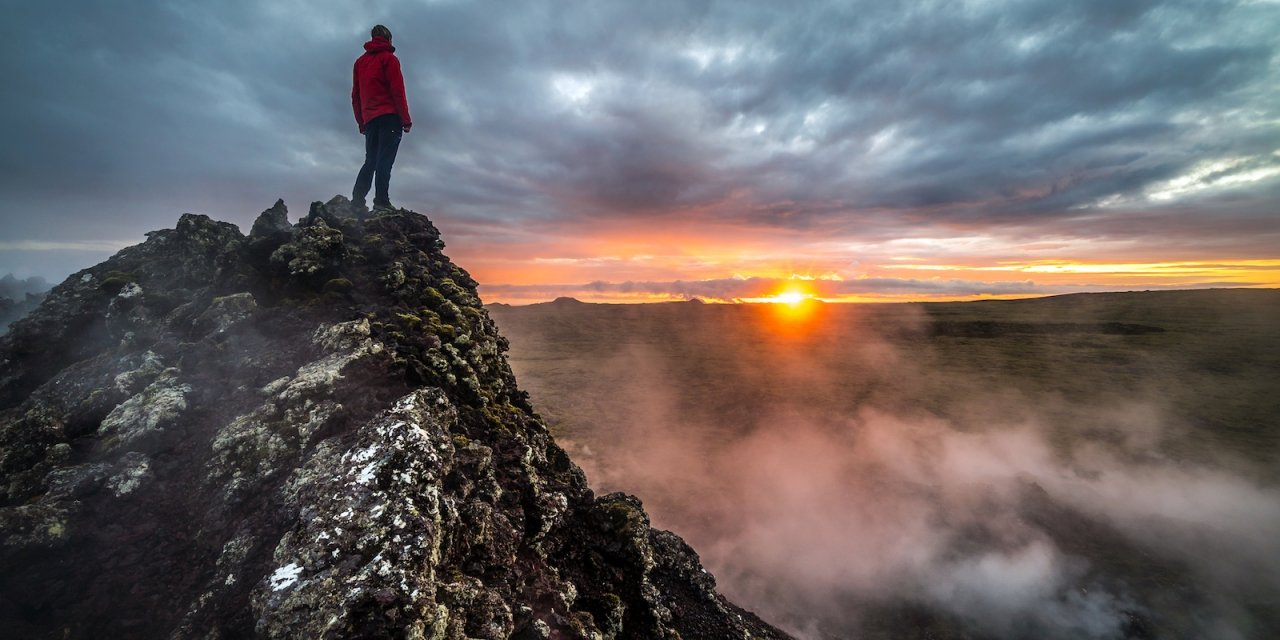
[386,54,413,132]
[352,62,365,134]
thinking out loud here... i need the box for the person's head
[371,25,392,42]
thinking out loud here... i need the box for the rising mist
[491,292,1280,639]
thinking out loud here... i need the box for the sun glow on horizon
[771,291,812,305]
[739,279,820,306]
[464,251,1280,306]
[739,281,826,329]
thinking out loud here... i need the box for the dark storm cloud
[0,0,367,245]
[709,0,1278,221]
[1,0,1277,281]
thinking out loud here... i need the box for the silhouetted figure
[352,24,413,210]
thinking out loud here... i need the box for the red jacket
[352,37,412,132]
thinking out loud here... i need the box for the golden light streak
[889,259,1280,276]
[1017,260,1280,274]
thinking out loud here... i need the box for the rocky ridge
[0,197,788,639]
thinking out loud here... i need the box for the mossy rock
[98,271,137,293]
[396,313,423,329]
[599,495,647,534]
[421,287,448,309]
[323,278,353,293]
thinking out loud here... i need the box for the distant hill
[0,274,49,332]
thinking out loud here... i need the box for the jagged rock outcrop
[0,197,788,639]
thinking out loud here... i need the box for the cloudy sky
[1,0,1277,303]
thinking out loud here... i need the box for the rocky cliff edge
[0,197,788,640]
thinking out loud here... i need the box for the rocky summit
[0,197,788,639]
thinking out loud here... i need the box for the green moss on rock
[98,270,137,292]
[323,277,353,293]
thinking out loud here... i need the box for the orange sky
[435,215,1280,305]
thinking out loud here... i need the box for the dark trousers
[353,113,403,206]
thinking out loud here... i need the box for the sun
[735,279,826,330]
[752,282,823,331]
[772,290,811,305]
[760,280,818,306]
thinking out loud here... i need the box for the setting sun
[751,282,823,330]
[739,279,821,306]
[771,290,812,305]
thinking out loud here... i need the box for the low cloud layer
[2,1,1278,288]
[551,326,1280,639]
[665,411,1279,639]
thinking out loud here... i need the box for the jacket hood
[363,36,395,54]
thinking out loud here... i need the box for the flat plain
[489,289,1280,639]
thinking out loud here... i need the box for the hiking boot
[372,199,395,211]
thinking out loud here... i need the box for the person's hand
[359,126,366,135]
[403,122,412,133]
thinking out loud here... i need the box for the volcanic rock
[0,197,788,639]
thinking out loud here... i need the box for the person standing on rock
[352,24,413,210]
